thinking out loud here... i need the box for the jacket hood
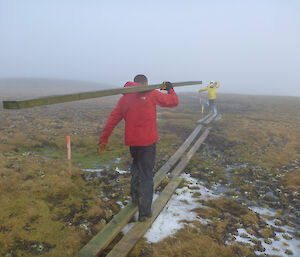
[123,81,141,87]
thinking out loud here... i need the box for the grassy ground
[0,93,300,256]
[128,94,300,257]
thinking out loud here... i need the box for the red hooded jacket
[99,82,179,146]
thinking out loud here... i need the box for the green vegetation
[1,93,300,256]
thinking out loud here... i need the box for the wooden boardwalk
[106,177,183,257]
[75,115,219,257]
[75,125,204,257]
[106,128,211,257]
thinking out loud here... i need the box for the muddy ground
[0,92,300,256]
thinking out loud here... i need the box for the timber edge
[2,81,202,109]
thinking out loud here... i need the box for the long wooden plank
[3,81,202,109]
[172,127,211,176]
[107,128,211,257]
[75,125,203,257]
[155,124,202,175]
[106,176,183,257]
[204,112,217,124]
[214,114,222,122]
[196,113,212,124]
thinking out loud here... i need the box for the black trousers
[129,143,156,217]
[209,99,217,113]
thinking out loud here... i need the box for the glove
[160,81,173,91]
[210,82,217,88]
[97,142,108,155]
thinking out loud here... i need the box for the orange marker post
[67,136,71,163]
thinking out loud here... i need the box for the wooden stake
[67,136,71,163]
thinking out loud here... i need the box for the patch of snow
[236,207,300,257]
[82,168,104,172]
[234,229,255,245]
[116,167,130,174]
[115,157,121,164]
[249,206,277,217]
[122,222,135,234]
[144,173,217,243]
[116,201,125,209]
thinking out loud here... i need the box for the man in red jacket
[98,74,178,221]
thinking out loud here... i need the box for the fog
[0,0,299,96]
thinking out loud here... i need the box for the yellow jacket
[198,82,219,100]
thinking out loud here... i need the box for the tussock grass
[283,168,300,192]
[1,92,300,256]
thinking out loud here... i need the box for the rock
[285,249,293,255]
[272,247,280,251]
[264,238,272,244]
[273,226,285,233]
[274,219,282,226]
[37,244,44,252]
[282,241,290,247]
[240,233,250,239]
[259,228,274,238]
[282,233,293,240]
[246,227,256,236]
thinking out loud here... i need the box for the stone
[274,219,282,226]
[264,238,272,244]
[284,249,293,255]
[282,233,293,240]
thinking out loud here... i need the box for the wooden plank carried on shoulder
[106,128,211,257]
[3,81,202,109]
[106,176,183,257]
[75,125,203,257]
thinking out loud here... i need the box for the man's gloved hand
[97,142,108,155]
[160,81,173,91]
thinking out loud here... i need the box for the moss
[259,228,275,238]
[193,207,221,220]
[283,168,300,192]
[204,198,248,217]
[1,93,300,256]
[149,223,255,257]
[128,238,152,257]
[240,212,258,227]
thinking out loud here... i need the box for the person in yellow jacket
[198,81,220,114]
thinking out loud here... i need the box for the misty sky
[0,0,299,96]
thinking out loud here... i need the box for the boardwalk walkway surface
[75,113,220,257]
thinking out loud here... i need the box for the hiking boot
[138,211,152,222]
[138,215,151,222]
